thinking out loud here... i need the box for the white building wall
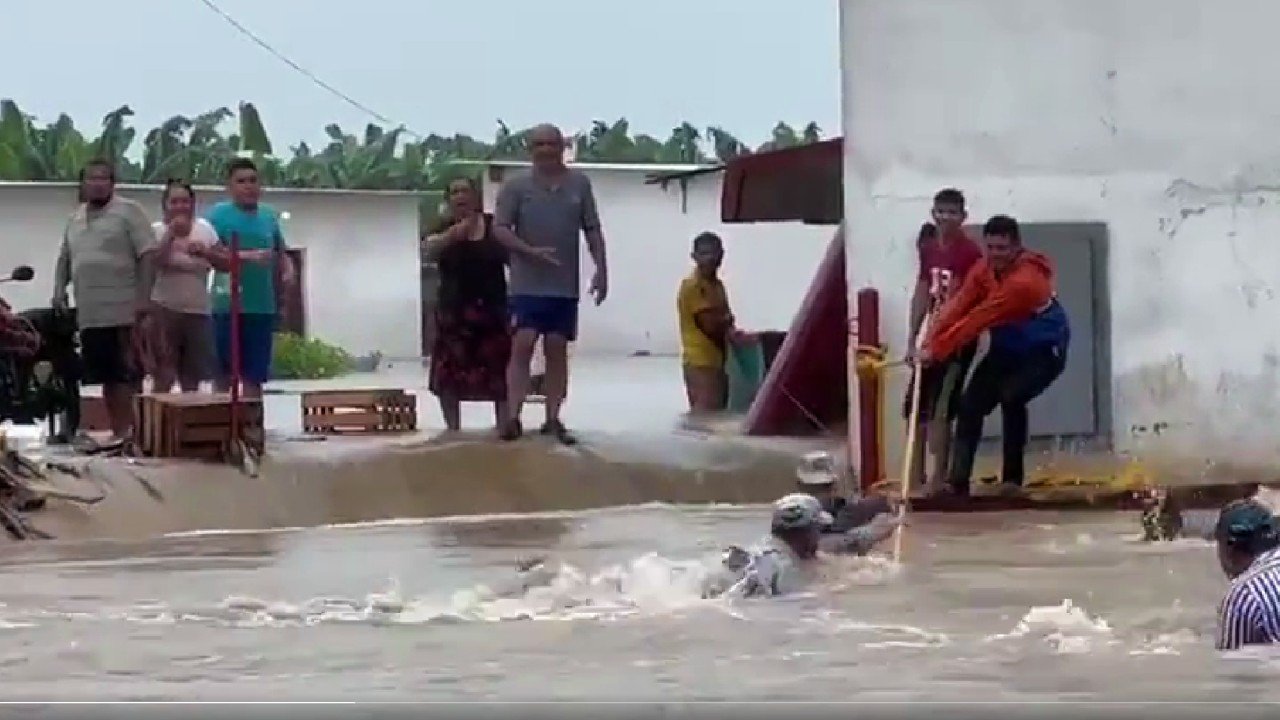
[841,0,1280,466]
[481,167,833,356]
[0,184,421,359]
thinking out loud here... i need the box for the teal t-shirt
[206,201,281,315]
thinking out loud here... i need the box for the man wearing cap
[1212,499,1280,650]
[710,493,830,598]
[796,450,897,535]
[707,492,901,598]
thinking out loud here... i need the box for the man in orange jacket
[920,215,1070,497]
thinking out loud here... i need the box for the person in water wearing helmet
[795,450,896,535]
[1212,498,1280,650]
[710,492,900,598]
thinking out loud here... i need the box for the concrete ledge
[23,433,804,542]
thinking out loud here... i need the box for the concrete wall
[0,184,421,359]
[841,0,1280,467]
[481,167,833,356]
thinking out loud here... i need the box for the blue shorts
[509,295,578,341]
[213,312,275,385]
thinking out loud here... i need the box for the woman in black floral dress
[423,178,555,431]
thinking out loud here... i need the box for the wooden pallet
[301,389,417,435]
[134,393,264,460]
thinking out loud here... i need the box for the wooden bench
[134,393,264,460]
[301,389,417,435]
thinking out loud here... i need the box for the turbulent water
[0,503,1276,701]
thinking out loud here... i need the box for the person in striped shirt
[1214,499,1280,650]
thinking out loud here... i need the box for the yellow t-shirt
[677,271,731,369]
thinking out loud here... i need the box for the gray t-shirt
[59,196,156,329]
[493,169,601,298]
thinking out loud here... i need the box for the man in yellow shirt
[677,232,735,412]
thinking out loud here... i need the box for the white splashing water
[988,599,1115,654]
[10,549,902,633]
[69,552,748,630]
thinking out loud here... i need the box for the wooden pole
[228,231,242,448]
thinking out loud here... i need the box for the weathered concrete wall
[841,0,1280,471]
[0,183,422,359]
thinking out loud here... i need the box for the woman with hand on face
[423,177,557,432]
[149,179,219,393]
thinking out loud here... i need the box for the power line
[193,0,424,141]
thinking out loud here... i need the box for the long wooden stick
[892,310,935,563]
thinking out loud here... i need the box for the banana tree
[140,114,194,182]
[577,119,641,162]
[308,122,405,189]
[34,114,92,180]
[491,120,530,160]
[0,100,42,180]
[139,103,279,185]
[756,121,801,153]
[92,105,139,179]
[660,122,705,164]
[632,133,664,162]
[706,126,751,162]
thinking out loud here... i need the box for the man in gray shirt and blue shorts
[494,124,609,445]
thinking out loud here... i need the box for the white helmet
[771,493,834,531]
[795,450,840,486]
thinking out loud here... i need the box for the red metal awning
[720,138,843,224]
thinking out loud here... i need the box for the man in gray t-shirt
[493,124,609,445]
[52,159,157,445]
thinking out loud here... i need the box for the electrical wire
[193,0,423,140]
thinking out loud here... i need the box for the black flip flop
[540,419,577,446]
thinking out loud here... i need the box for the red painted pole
[228,231,242,447]
[855,287,883,495]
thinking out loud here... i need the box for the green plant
[0,97,827,236]
[271,332,353,380]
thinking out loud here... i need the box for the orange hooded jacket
[922,250,1057,362]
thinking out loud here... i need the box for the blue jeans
[212,312,275,385]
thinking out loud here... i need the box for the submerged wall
[27,437,802,542]
[841,0,1280,472]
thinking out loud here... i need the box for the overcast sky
[6,0,840,150]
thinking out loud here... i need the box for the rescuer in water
[795,450,896,534]
[920,215,1070,497]
[706,491,900,599]
[1212,498,1280,650]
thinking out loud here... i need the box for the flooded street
[0,504,1275,701]
[15,358,1278,701]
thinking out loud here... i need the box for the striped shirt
[1216,547,1280,650]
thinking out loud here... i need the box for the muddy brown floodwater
[2,357,1273,701]
[0,505,1274,701]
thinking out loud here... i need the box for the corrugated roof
[644,165,728,184]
